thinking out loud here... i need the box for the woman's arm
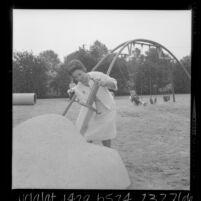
[99,80,118,91]
[89,71,118,91]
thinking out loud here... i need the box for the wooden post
[80,80,100,135]
[172,84,176,102]
[170,63,176,102]
[62,94,77,116]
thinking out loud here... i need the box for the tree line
[13,40,191,98]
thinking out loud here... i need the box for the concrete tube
[13,93,37,105]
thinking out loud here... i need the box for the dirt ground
[13,94,190,190]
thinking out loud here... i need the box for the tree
[38,50,61,72]
[13,51,48,98]
[180,55,191,75]
[111,57,130,95]
[63,41,109,72]
[64,47,97,72]
[120,47,174,95]
[89,40,108,61]
[173,55,191,93]
[38,50,61,96]
[50,64,71,97]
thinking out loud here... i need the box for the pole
[62,94,77,116]
[80,80,100,135]
[170,63,176,102]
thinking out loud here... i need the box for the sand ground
[13,94,190,190]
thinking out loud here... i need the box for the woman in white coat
[67,60,118,148]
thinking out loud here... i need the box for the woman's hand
[67,89,75,99]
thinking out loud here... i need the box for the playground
[11,8,195,192]
[13,93,190,189]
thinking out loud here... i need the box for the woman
[67,59,118,148]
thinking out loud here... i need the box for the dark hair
[67,59,87,75]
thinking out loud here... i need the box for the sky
[13,9,192,62]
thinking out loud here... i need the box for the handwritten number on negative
[115,193,132,201]
[149,194,157,201]
[169,193,178,201]
[159,193,167,201]
[142,193,157,201]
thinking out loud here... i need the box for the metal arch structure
[92,38,191,79]
[92,39,191,102]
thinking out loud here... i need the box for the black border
[3,0,201,200]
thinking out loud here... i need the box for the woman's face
[72,69,88,84]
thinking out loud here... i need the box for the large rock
[12,114,130,189]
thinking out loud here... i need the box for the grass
[13,94,190,189]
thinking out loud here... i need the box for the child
[67,60,118,148]
[129,90,147,106]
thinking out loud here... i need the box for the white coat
[72,71,117,141]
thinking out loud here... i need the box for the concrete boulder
[12,114,130,189]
